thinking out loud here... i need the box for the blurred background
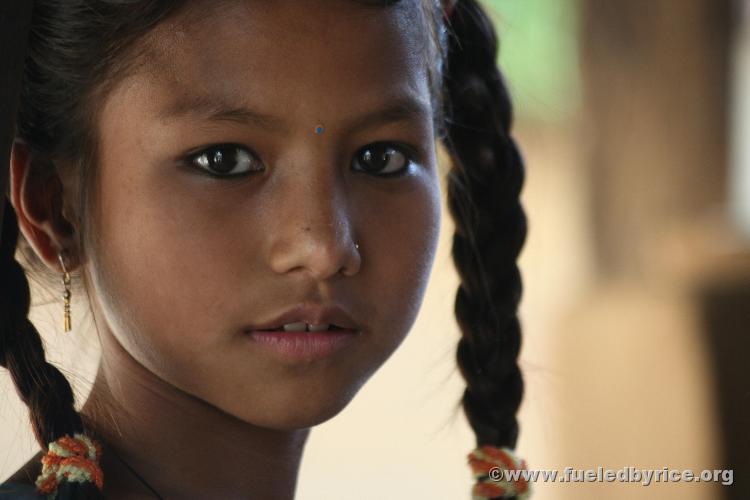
[1,0,748,498]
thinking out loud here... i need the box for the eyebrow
[158,92,431,135]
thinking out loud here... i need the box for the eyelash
[184,142,417,179]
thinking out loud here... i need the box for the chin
[230,380,366,431]
[262,408,344,431]
[230,400,349,431]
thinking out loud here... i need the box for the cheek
[362,174,442,349]
[88,160,255,374]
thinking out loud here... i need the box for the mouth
[261,324,348,332]
[245,302,362,333]
[244,326,361,362]
[243,302,363,361]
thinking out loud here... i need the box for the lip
[246,329,361,362]
[244,301,363,363]
[245,302,362,331]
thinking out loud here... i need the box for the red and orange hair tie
[35,433,104,497]
[468,445,532,499]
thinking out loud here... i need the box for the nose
[266,172,361,281]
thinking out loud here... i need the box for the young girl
[0,0,529,498]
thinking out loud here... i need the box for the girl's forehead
[114,0,433,135]
[145,0,427,94]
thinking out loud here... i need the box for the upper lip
[247,302,361,331]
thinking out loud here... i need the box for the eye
[187,143,263,177]
[352,142,414,177]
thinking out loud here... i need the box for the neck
[80,330,309,500]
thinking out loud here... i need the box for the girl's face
[87,0,441,429]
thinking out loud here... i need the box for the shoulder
[0,482,43,499]
[1,451,43,498]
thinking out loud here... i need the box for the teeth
[281,322,331,332]
[307,323,330,332]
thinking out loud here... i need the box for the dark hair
[443,0,527,450]
[1,0,526,498]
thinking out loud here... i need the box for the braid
[443,0,527,454]
[1,198,103,499]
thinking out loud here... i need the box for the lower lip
[245,330,361,362]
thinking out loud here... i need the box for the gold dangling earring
[57,251,72,332]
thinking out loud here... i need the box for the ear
[9,140,79,273]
